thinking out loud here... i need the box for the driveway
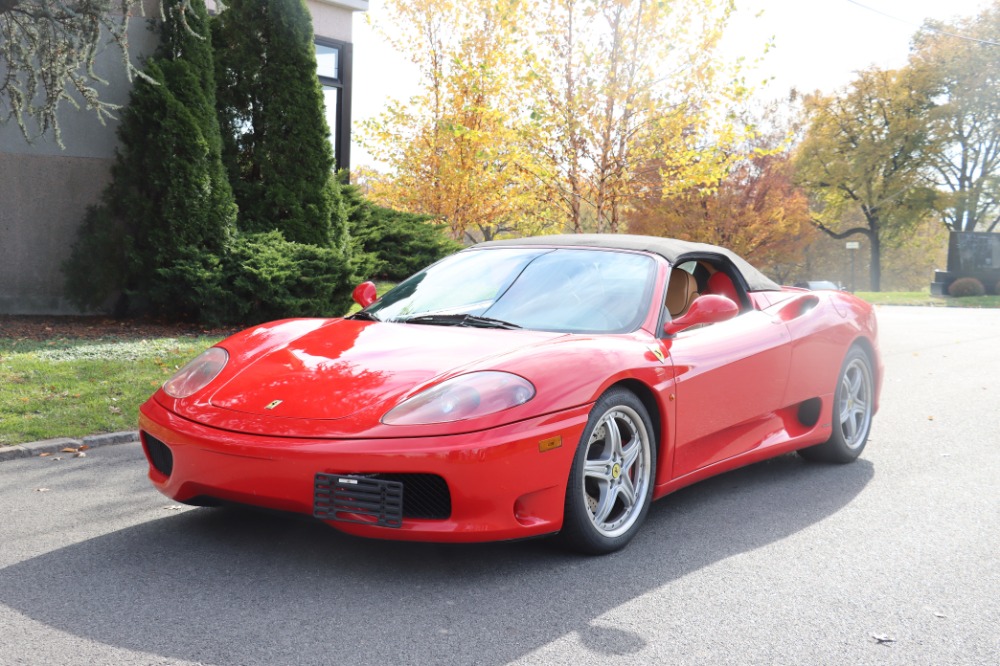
[0,305,997,665]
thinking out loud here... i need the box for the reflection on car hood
[208,319,563,421]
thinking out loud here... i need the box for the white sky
[349,0,994,168]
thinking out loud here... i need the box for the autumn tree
[362,0,750,241]
[527,0,747,234]
[629,151,815,277]
[910,2,1000,232]
[361,0,553,242]
[794,68,937,291]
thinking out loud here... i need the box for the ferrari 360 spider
[139,234,882,554]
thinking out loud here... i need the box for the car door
[665,307,792,479]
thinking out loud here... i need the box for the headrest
[666,269,699,317]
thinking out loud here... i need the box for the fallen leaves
[39,444,90,458]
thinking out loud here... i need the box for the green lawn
[854,291,1000,308]
[0,336,221,446]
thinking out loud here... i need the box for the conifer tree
[214,0,337,246]
[64,0,237,318]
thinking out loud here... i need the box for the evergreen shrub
[214,0,337,247]
[213,232,355,324]
[338,179,460,281]
[64,0,237,320]
[62,205,127,312]
[357,206,462,280]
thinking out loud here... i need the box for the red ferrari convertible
[139,235,882,554]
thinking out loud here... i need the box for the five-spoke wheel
[561,388,655,554]
[799,346,874,463]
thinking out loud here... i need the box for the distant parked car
[795,280,841,291]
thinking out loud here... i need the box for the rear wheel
[799,347,874,463]
[560,388,656,554]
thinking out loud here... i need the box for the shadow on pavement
[0,454,873,665]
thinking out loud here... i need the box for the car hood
[204,319,564,422]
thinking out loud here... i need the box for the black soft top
[473,234,782,292]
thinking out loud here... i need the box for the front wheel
[799,346,874,463]
[559,388,656,554]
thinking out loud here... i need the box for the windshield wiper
[400,314,521,330]
[347,311,381,322]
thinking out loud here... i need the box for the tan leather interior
[666,268,699,317]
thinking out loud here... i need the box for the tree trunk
[869,232,881,292]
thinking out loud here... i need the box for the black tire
[798,346,874,464]
[559,388,657,554]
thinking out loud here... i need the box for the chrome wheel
[581,404,652,539]
[798,346,875,464]
[838,356,873,449]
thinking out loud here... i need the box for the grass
[0,336,222,446]
[854,291,1000,308]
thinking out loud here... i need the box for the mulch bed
[0,315,238,342]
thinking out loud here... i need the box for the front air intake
[369,473,451,520]
[141,432,174,477]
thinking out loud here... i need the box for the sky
[349,0,995,168]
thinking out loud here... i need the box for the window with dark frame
[315,38,353,175]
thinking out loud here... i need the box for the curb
[0,431,139,462]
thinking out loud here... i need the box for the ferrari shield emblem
[265,399,283,410]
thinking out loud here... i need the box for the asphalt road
[0,305,997,666]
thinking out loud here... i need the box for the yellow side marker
[538,436,562,452]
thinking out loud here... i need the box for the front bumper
[138,399,588,542]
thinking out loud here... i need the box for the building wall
[0,153,113,313]
[0,7,159,315]
[0,0,366,315]
[310,0,355,42]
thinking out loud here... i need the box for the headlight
[382,371,535,426]
[163,347,229,398]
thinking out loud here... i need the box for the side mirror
[663,294,739,336]
[352,281,378,308]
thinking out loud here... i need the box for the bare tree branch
[811,217,872,240]
[0,0,212,146]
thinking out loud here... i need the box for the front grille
[313,473,452,526]
[369,473,451,520]
[141,432,173,477]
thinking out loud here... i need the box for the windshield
[364,248,657,334]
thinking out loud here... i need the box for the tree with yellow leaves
[527,0,747,233]
[361,0,556,242]
[362,0,752,241]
